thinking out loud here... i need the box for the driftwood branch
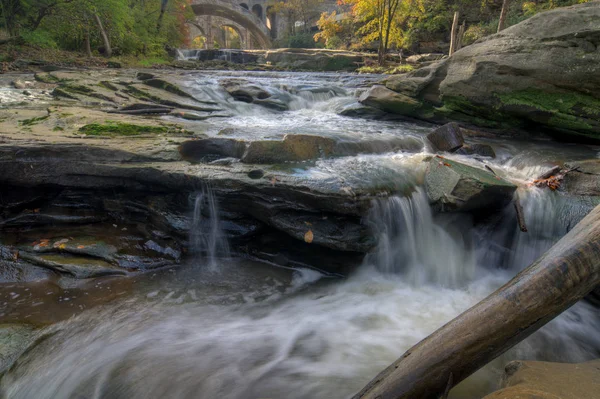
[353,204,600,399]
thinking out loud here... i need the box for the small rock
[107,61,122,69]
[12,80,28,89]
[136,72,155,81]
[427,123,464,152]
[248,170,265,179]
[218,128,235,136]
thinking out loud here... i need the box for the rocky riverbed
[1,59,600,397]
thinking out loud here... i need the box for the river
[1,70,600,399]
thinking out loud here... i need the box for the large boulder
[365,2,600,141]
[562,160,600,196]
[484,360,600,399]
[359,85,423,117]
[425,156,517,212]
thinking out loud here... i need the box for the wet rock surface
[483,359,600,399]
[426,122,464,152]
[425,156,517,212]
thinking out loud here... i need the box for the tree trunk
[498,0,510,32]
[156,0,168,33]
[456,21,466,51]
[449,11,459,56]
[353,204,600,399]
[85,29,92,58]
[93,13,112,58]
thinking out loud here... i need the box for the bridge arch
[219,24,244,49]
[252,4,263,21]
[190,0,272,49]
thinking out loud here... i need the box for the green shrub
[21,30,58,49]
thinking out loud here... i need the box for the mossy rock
[494,89,600,139]
[18,115,49,126]
[78,122,186,137]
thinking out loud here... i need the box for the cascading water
[365,189,475,287]
[190,186,230,268]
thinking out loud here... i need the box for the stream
[1,71,600,399]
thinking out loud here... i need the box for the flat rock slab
[484,360,600,399]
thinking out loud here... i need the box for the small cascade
[190,186,230,268]
[476,187,591,273]
[176,48,259,64]
[364,189,475,287]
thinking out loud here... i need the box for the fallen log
[353,204,600,399]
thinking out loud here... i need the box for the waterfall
[190,186,230,268]
[364,189,476,287]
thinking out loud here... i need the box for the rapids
[2,71,600,399]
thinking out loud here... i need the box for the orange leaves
[304,230,314,244]
[530,176,561,191]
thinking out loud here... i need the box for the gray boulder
[365,2,600,141]
[425,156,517,212]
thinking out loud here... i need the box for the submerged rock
[0,324,37,373]
[425,156,516,212]
[484,359,600,399]
[221,79,271,103]
[455,143,496,158]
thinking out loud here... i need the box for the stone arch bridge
[189,0,281,49]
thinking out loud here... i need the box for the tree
[497,0,510,32]
[344,0,423,65]
[313,11,343,48]
[268,0,324,35]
